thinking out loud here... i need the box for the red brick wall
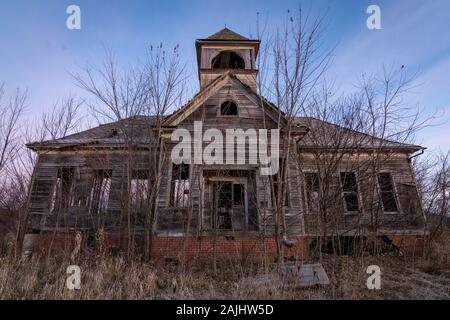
[150,235,311,263]
[387,235,425,256]
[35,233,311,263]
[35,233,424,262]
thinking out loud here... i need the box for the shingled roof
[27,116,160,150]
[296,117,423,151]
[27,114,422,153]
[202,27,251,41]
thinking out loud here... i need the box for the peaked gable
[163,72,285,127]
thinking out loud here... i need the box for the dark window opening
[340,172,360,212]
[233,183,244,206]
[170,163,190,207]
[211,51,245,69]
[378,173,399,212]
[130,170,149,217]
[305,172,320,214]
[220,101,238,116]
[50,168,75,213]
[89,170,112,215]
[216,182,232,230]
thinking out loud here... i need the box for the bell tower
[195,27,260,91]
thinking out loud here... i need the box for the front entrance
[212,179,247,230]
[202,170,258,232]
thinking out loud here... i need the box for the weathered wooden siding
[155,78,306,236]
[299,151,424,235]
[27,150,154,235]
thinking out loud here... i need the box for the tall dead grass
[0,254,224,299]
[0,232,448,300]
[420,230,450,274]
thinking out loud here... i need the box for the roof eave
[297,145,424,153]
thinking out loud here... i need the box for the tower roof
[202,27,251,41]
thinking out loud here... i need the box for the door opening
[213,180,247,230]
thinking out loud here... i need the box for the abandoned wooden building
[24,28,426,261]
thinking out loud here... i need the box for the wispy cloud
[326,0,450,151]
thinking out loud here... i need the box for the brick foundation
[33,232,424,262]
[35,232,311,263]
[387,234,425,256]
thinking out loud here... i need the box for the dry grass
[0,249,448,300]
[0,255,219,299]
[418,230,450,274]
[0,229,448,300]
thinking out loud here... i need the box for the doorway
[212,179,247,231]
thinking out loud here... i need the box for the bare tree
[255,7,333,266]
[72,45,187,260]
[0,84,27,176]
[414,150,450,240]
[41,97,84,141]
[0,84,27,254]
[253,5,435,262]
[10,96,83,256]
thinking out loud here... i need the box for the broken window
[378,172,399,212]
[340,172,360,212]
[89,170,112,215]
[220,100,238,116]
[130,169,149,213]
[50,168,75,213]
[170,163,190,207]
[305,172,320,214]
[211,51,245,69]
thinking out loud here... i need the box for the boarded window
[50,168,75,213]
[89,170,112,214]
[220,101,238,116]
[340,172,360,212]
[212,51,245,69]
[305,172,320,214]
[378,172,399,212]
[170,163,190,207]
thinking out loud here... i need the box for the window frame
[130,169,150,215]
[208,176,249,231]
[377,171,401,214]
[88,169,112,215]
[303,170,320,215]
[50,167,75,213]
[339,171,362,215]
[169,162,191,208]
[218,99,239,117]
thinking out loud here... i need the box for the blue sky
[0,0,449,152]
